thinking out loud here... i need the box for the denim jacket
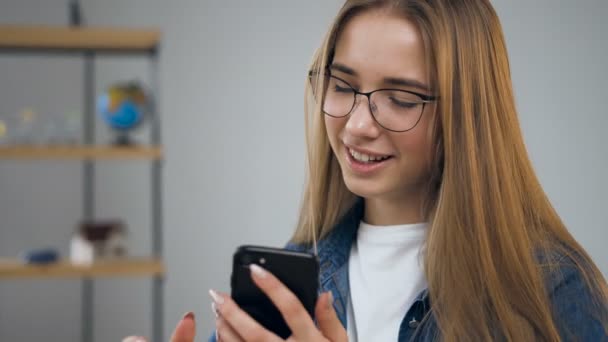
[210,200,607,341]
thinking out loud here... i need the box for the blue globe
[97,93,144,131]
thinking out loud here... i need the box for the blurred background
[0,0,605,341]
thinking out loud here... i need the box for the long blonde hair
[292,0,608,340]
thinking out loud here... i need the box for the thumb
[315,292,347,342]
[170,312,197,342]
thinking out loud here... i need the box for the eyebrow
[329,62,431,92]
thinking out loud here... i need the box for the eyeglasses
[309,72,438,132]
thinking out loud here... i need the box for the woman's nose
[344,94,381,138]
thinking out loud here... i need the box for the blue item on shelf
[22,248,60,264]
[97,94,143,131]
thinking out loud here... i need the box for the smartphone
[231,245,319,339]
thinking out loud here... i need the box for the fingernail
[122,337,147,342]
[182,311,195,321]
[250,264,268,278]
[209,289,224,305]
[326,291,334,310]
[211,302,219,318]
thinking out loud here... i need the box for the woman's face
[325,10,436,203]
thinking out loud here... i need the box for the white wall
[0,0,605,341]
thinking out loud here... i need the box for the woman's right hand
[122,311,196,342]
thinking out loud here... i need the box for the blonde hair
[292,0,608,340]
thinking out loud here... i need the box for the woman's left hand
[209,264,347,342]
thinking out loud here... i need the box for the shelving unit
[0,258,164,279]
[0,24,164,342]
[0,25,160,53]
[0,145,163,160]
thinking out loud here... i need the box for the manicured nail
[209,289,224,305]
[326,291,334,310]
[182,311,195,321]
[122,337,147,342]
[250,264,268,278]
[211,302,219,318]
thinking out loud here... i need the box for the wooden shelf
[0,258,164,279]
[0,25,160,52]
[0,145,163,160]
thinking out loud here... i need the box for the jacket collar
[302,198,364,325]
[296,198,431,327]
[315,198,364,285]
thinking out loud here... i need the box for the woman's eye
[390,97,417,109]
[334,85,353,93]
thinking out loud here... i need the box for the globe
[97,82,147,145]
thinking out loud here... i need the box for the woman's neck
[363,193,425,226]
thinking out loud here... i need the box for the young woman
[126,0,608,341]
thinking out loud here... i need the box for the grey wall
[0,0,605,341]
[494,0,608,274]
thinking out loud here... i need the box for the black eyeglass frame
[308,70,439,132]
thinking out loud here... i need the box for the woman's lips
[344,145,393,175]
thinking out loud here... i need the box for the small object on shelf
[62,110,82,144]
[8,107,38,144]
[97,81,149,146]
[0,119,7,144]
[21,248,60,264]
[0,107,82,146]
[37,110,82,145]
[70,219,128,266]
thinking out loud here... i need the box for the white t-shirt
[347,221,427,342]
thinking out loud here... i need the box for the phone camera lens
[259,257,266,265]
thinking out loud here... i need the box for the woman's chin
[343,178,388,199]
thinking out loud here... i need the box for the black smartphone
[230,245,319,339]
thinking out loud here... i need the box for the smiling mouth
[347,148,393,164]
